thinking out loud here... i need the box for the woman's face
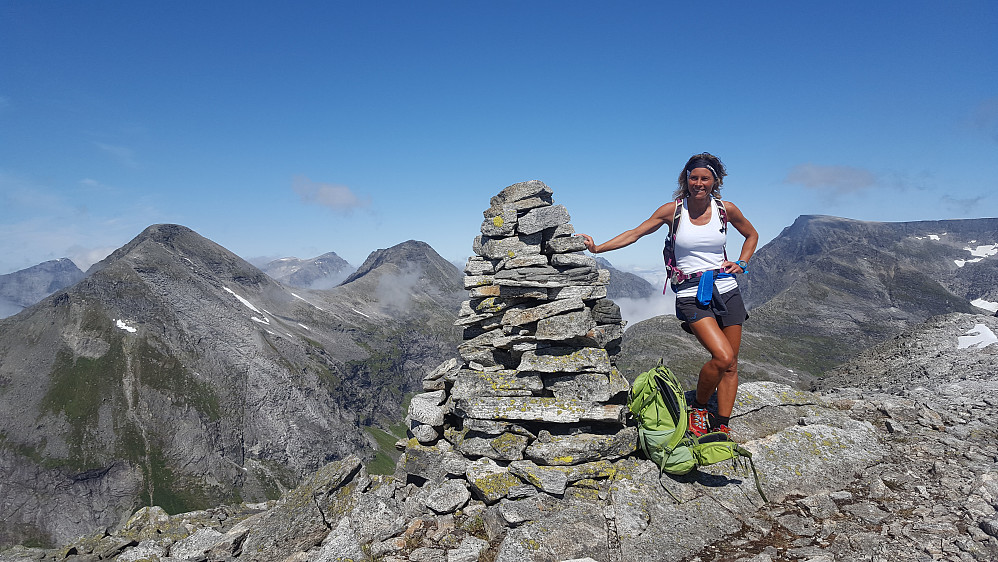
[687,167,716,198]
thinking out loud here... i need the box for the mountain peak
[86,224,198,273]
[261,251,354,289]
[341,240,461,288]
[86,224,268,286]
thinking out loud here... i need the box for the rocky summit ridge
[3,184,996,562]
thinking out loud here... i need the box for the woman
[577,152,758,437]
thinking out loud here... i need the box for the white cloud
[785,163,876,193]
[0,172,63,210]
[292,175,368,213]
[0,173,165,274]
[65,244,117,271]
[94,142,139,168]
[79,178,115,192]
[308,270,352,290]
[970,97,998,143]
[941,194,989,215]
[375,265,423,312]
[616,294,675,328]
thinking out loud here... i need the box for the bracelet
[735,260,748,272]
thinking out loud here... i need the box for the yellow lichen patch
[569,487,600,500]
[470,471,520,499]
[490,432,526,456]
[493,216,505,227]
[475,297,500,312]
[777,388,812,403]
[519,472,544,489]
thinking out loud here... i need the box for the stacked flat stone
[402,180,636,505]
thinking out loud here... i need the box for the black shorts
[675,287,749,329]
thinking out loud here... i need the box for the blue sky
[2,1,996,279]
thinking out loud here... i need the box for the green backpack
[627,365,767,502]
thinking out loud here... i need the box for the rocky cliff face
[0,258,84,318]
[0,226,462,548]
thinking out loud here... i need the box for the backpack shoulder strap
[715,197,729,261]
[670,198,684,239]
[714,197,728,233]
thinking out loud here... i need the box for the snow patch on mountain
[115,319,137,333]
[967,243,998,257]
[291,292,326,312]
[954,242,998,267]
[971,298,998,313]
[957,323,997,349]
[223,287,263,314]
[224,286,275,326]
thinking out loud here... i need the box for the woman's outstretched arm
[577,201,677,254]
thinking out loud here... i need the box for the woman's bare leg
[689,318,734,410]
[715,324,743,418]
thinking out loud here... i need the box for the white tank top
[674,198,737,297]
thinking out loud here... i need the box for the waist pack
[627,365,767,502]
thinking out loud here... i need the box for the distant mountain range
[739,215,997,379]
[0,225,462,547]
[0,258,84,318]
[258,252,355,289]
[594,257,657,300]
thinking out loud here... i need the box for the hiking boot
[689,407,710,437]
[714,424,731,436]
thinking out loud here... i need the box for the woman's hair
[672,152,727,200]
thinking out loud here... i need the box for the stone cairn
[400,180,637,506]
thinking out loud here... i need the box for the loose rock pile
[402,180,636,503]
